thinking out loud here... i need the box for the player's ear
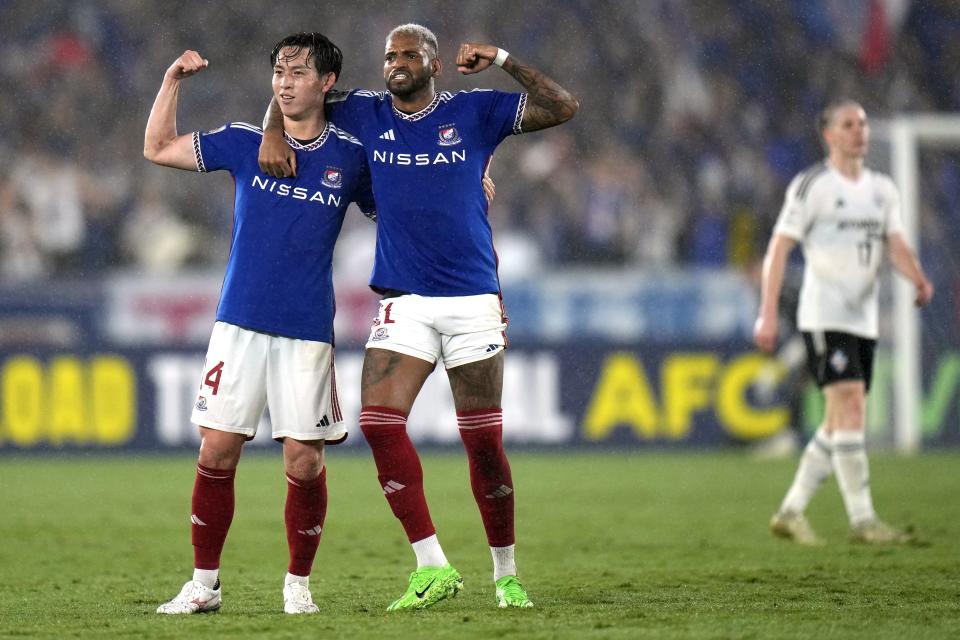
[321,71,337,93]
[430,57,442,78]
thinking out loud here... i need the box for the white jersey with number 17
[773,162,904,339]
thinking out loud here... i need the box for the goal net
[872,115,960,453]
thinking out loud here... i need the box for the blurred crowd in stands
[2,0,960,284]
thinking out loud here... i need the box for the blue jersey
[194,122,374,343]
[327,89,526,296]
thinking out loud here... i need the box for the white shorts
[365,293,507,369]
[190,322,346,443]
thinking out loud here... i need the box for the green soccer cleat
[495,575,533,608]
[386,564,463,611]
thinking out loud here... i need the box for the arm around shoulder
[258,97,297,178]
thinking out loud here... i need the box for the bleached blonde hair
[386,23,439,60]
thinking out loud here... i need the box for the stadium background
[3,2,960,638]
[0,0,958,452]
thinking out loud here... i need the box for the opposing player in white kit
[144,33,376,613]
[754,99,933,545]
[259,24,578,609]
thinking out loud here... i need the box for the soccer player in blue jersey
[144,33,376,615]
[260,23,578,611]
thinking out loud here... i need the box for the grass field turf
[0,451,958,639]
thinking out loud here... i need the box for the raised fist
[166,50,208,80]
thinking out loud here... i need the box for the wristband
[493,48,509,67]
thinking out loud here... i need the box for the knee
[833,387,866,427]
[198,429,244,469]
[284,439,324,480]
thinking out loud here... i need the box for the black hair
[271,32,343,79]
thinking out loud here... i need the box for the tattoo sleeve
[502,56,579,132]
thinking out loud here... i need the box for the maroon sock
[359,406,436,543]
[191,464,236,570]
[458,409,515,547]
[285,468,327,577]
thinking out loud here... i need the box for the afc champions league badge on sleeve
[437,124,462,147]
[321,167,343,189]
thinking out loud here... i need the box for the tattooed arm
[456,43,579,132]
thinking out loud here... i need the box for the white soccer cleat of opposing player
[283,581,319,614]
[156,579,221,614]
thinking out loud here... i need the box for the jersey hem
[797,324,878,340]
[216,317,334,344]
[368,284,500,298]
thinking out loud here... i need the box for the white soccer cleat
[849,518,916,545]
[156,579,221,614]
[283,581,319,614]
[769,511,825,547]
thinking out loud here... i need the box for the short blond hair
[386,23,439,60]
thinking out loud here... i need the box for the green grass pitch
[1,451,958,639]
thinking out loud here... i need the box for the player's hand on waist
[456,43,499,74]
[258,132,297,178]
[166,50,208,81]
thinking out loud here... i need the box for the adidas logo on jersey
[316,415,330,428]
[379,129,395,140]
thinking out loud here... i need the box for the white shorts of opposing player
[366,293,507,367]
[190,322,345,442]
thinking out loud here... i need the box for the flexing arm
[888,232,934,306]
[143,50,209,169]
[456,43,579,132]
[753,233,797,353]
[258,98,297,177]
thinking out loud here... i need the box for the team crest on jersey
[829,349,849,374]
[437,125,462,147]
[195,396,208,411]
[321,167,343,189]
[371,327,389,341]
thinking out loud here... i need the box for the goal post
[878,115,960,453]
